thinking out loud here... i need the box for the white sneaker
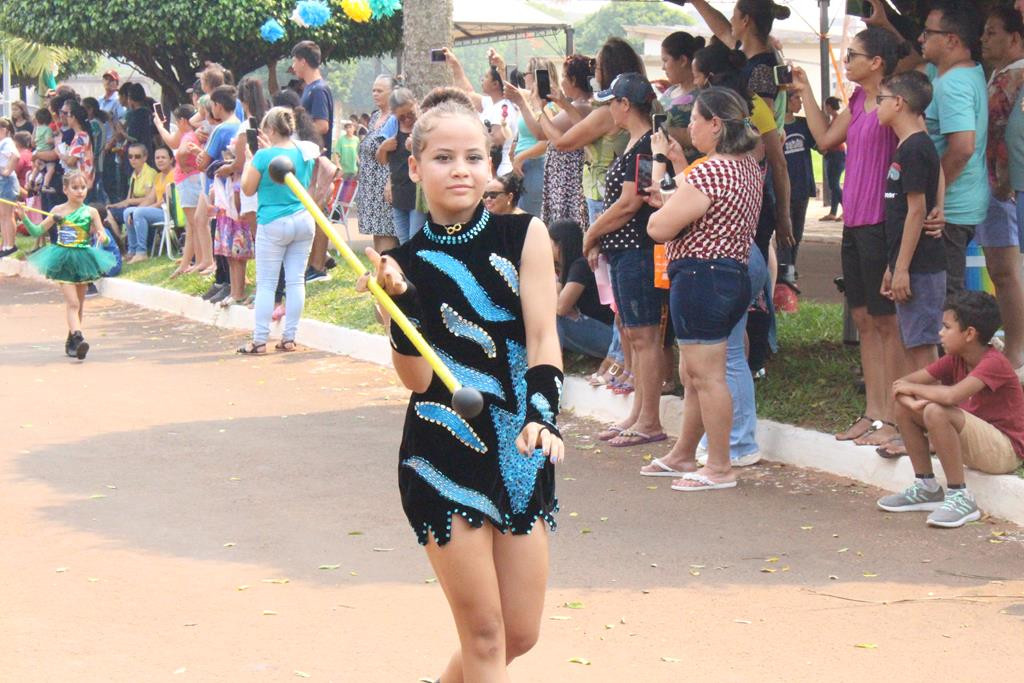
[697,448,761,467]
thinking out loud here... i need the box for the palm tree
[0,32,69,91]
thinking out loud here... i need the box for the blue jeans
[699,247,769,459]
[392,207,426,245]
[586,197,605,224]
[557,313,614,359]
[517,155,545,217]
[124,205,163,255]
[254,210,315,344]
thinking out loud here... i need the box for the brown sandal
[275,339,297,352]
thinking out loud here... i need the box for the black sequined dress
[384,204,559,546]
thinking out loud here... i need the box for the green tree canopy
[575,2,692,55]
[0,1,401,103]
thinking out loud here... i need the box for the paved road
[2,276,1022,682]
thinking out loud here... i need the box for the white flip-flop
[671,472,738,492]
[640,457,688,477]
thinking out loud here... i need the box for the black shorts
[841,223,895,317]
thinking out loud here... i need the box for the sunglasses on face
[482,191,507,199]
[920,28,955,40]
[845,49,870,61]
[128,154,145,160]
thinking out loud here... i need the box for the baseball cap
[593,72,654,105]
[102,69,119,82]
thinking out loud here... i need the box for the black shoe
[304,267,329,283]
[324,256,337,270]
[201,282,225,301]
[0,246,17,258]
[208,283,231,304]
[85,283,99,297]
[65,332,75,357]
[70,331,89,359]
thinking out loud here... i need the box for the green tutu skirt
[28,244,117,284]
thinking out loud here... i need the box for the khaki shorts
[959,411,1021,475]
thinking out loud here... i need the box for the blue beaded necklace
[423,208,491,245]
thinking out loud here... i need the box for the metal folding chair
[326,177,358,242]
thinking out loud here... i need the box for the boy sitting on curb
[877,291,1024,527]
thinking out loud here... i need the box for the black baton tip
[268,155,295,184]
[452,387,485,419]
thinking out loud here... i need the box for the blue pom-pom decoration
[260,18,286,43]
[369,0,402,18]
[296,0,332,28]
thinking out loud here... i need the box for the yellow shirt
[129,164,158,199]
[153,170,174,203]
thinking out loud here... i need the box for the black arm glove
[524,364,563,439]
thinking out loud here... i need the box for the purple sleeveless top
[843,87,898,227]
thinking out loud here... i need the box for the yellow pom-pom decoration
[342,0,373,22]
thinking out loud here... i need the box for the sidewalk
[4,256,1023,526]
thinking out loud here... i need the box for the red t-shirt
[15,149,33,189]
[926,347,1024,459]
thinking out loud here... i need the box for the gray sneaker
[927,489,981,528]
[877,481,944,512]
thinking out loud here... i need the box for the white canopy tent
[451,0,574,54]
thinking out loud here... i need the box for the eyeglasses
[920,28,955,39]
[128,154,145,160]
[845,49,871,61]
[482,191,507,199]
[875,94,901,105]
[59,110,71,116]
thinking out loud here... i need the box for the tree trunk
[401,0,453,100]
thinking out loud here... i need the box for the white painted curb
[5,259,1024,526]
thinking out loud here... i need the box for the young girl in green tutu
[23,170,115,359]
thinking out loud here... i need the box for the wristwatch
[653,153,669,164]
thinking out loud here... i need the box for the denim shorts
[895,271,946,348]
[977,196,1020,249]
[0,174,18,201]
[177,173,203,208]
[669,257,751,345]
[607,247,666,328]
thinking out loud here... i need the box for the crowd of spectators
[1,0,1023,522]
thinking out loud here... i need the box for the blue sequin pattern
[441,304,497,358]
[490,339,547,514]
[403,456,503,524]
[390,208,556,547]
[489,254,520,296]
[530,393,554,424]
[417,250,515,322]
[415,402,487,454]
[436,348,505,400]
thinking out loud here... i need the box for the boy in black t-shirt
[878,71,947,378]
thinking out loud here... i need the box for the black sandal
[275,339,297,352]
[236,341,267,355]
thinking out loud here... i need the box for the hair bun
[728,49,748,69]
[771,3,791,20]
[694,36,707,50]
[420,87,474,112]
[893,40,912,61]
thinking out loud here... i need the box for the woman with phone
[355,75,399,252]
[506,53,594,227]
[645,87,764,490]
[582,72,669,448]
[507,57,559,216]
[658,31,706,161]
[789,27,911,446]
[239,107,316,354]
